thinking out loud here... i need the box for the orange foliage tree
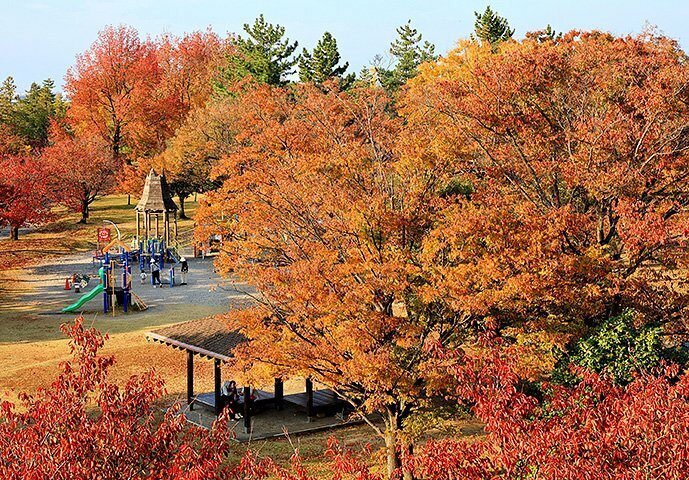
[64,25,160,162]
[149,99,236,217]
[196,82,461,479]
[400,32,689,360]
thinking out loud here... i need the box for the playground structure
[134,169,181,286]
[63,239,147,314]
[137,237,180,287]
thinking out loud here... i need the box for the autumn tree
[65,25,160,162]
[42,131,117,223]
[216,15,298,91]
[298,32,354,88]
[413,344,689,479]
[0,154,53,240]
[197,83,465,480]
[146,29,232,155]
[472,6,514,48]
[401,32,689,369]
[147,99,236,218]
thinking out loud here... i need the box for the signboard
[97,227,111,244]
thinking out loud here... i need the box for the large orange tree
[64,25,160,162]
[199,31,689,479]
[197,82,460,478]
[401,32,689,362]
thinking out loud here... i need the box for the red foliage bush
[412,346,689,479]
[0,318,232,480]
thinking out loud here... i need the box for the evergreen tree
[0,76,17,125]
[381,20,436,92]
[298,32,354,88]
[13,79,66,148]
[473,6,514,48]
[217,15,298,91]
[526,24,562,43]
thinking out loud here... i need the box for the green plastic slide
[61,268,105,313]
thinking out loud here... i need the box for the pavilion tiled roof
[135,169,178,213]
[145,316,247,361]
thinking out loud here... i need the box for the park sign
[97,227,111,244]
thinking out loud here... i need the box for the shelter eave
[145,332,232,361]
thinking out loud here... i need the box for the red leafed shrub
[412,346,689,479]
[0,318,232,480]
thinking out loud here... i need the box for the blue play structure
[102,248,132,313]
[137,238,180,287]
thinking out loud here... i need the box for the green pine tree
[0,76,17,125]
[298,32,354,88]
[9,79,65,148]
[472,6,514,48]
[380,20,437,92]
[217,15,298,92]
[526,24,562,43]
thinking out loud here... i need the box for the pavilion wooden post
[243,386,251,434]
[187,351,194,410]
[155,214,160,238]
[135,211,140,240]
[274,377,284,411]
[305,378,314,422]
[214,359,222,416]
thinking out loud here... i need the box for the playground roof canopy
[145,316,247,361]
[135,169,178,213]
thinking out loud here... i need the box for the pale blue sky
[1,0,687,93]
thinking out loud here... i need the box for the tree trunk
[385,429,400,479]
[179,194,188,219]
[383,406,415,480]
[127,194,131,206]
[80,199,89,224]
[10,226,18,241]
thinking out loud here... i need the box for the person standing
[180,257,189,285]
[150,260,161,287]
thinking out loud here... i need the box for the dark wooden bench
[283,388,347,418]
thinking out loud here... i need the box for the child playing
[140,270,147,285]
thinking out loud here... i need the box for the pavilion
[145,317,348,434]
[135,169,178,245]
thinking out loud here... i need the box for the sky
[1,0,688,93]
